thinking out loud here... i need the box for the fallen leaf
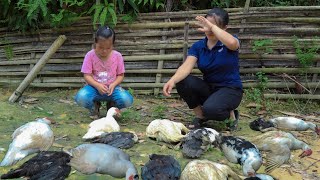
[246,103,261,108]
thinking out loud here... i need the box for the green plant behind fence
[252,39,273,54]
[293,36,319,68]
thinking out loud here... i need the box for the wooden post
[182,22,189,62]
[8,35,67,103]
[154,18,169,95]
[239,0,251,34]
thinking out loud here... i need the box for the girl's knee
[113,87,134,109]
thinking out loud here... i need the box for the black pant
[176,75,243,121]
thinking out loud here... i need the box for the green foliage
[252,39,273,54]
[151,104,167,119]
[293,36,319,68]
[1,38,14,60]
[120,108,142,122]
[128,87,135,96]
[88,1,117,27]
[136,0,165,10]
[211,0,231,8]
[245,72,268,110]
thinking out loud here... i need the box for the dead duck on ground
[0,117,54,166]
[181,127,220,158]
[1,151,71,180]
[249,117,320,135]
[251,131,312,173]
[67,143,139,180]
[141,154,181,180]
[217,135,263,177]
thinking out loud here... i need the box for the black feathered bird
[86,131,138,149]
[141,154,181,180]
[181,128,219,158]
[1,151,71,180]
[249,118,275,131]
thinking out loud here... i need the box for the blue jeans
[75,85,133,111]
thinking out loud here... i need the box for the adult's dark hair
[95,26,115,43]
[205,8,229,27]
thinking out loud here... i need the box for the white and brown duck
[217,136,263,177]
[251,130,312,173]
[0,117,54,166]
[83,107,121,140]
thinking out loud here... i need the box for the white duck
[0,117,54,166]
[146,119,189,143]
[180,159,241,180]
[268,117,320,135]
[251,131,312,172]
[83,107,121,140]
[67,143,139,180]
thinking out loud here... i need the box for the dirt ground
[0,88,319,180]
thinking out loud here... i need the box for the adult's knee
[202,104,229,121]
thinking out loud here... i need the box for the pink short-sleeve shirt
[81,49,125,86]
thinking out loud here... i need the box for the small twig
[281,73,312,94]
[303,158,320,171]
[173,106,193,116]
[55,135,68,141]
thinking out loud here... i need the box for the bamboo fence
[0,5,320,99]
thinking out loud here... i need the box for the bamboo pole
[264,94,320,100]
[8,35,67,103]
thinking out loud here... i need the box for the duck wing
[265,144,291,173]
[88,132,137,149]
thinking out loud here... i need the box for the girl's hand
[97,83,109,95]
[163,80,175,97]
[195,16,214,33]
[107,83,116,96]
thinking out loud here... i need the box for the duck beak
[299,149,312,158]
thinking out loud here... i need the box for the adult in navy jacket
[163,8,243,130]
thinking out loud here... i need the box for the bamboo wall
[0,6,320,98]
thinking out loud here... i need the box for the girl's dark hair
[205,8,229,27]
[95,26,115,43]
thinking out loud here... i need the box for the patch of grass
[120,108,142,122]
[150,104,168,119]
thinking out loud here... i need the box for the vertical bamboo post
[239,0,251,34]
[183,22,189,61]
[154,18,169,95]
[8,35,67,103]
